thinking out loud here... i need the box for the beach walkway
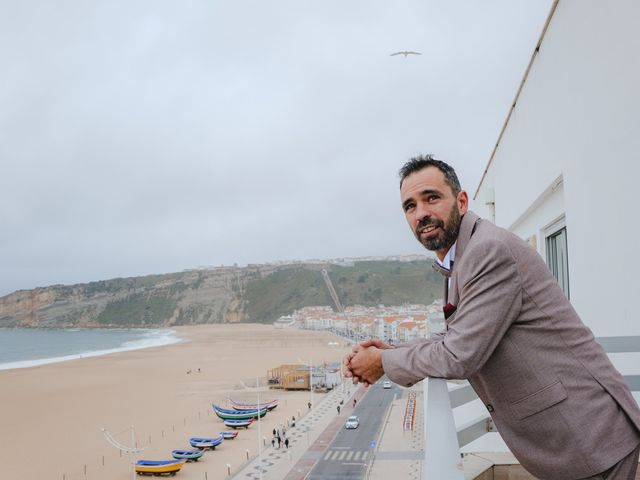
[231,383,428,480]
[231,384,361,480]
[366,386,423,480]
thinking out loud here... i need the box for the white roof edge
[473,0,560,201]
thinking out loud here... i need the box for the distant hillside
[0,258,442,328]
[244,260,442,322]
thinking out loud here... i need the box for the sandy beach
[0,324,350,480]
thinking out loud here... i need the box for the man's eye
[404,204,415,212]
[427,195,439,202]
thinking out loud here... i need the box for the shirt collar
[436,242,457,270]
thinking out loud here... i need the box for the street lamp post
[309,360,314,411]
[256,376,263,480]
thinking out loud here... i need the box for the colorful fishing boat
[219,430,239,439]
[189,435,224,449]
[223,419,253,429]
[212,404,267,420]
[135,459,186,476]
[171,449,205,462]
[229,398,279,411]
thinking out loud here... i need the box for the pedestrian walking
[308,401,312,410]
[277,435,281,448]
[271,437,275,448]
[337,405,341,414]
[285,438,290,449]
[353,398,357,408]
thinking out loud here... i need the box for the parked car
[383,381,392,389]
[345,415,360,429]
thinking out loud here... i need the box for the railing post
[422,377,465,479]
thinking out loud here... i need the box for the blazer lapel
[448,211,481,307]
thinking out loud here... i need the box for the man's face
[400,167,468,260]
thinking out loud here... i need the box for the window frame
[543,216,570,298]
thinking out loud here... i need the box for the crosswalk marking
[322,450,370,462]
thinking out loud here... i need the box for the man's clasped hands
[342,338,394,386]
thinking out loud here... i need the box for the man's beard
[415,204,462,252]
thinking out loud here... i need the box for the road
[306,380,400,480]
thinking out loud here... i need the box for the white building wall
[475,0,640,337]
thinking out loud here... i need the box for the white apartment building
[473,0,640,380]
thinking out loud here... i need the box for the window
[546,227,570,298]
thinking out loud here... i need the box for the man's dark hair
[399,154,461,195]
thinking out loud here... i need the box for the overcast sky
[0,1,553,296]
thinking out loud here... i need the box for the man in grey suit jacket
[344,156,640,479]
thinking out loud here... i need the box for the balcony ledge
[463,453,536,480]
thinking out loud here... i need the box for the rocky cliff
[0,258,439,328]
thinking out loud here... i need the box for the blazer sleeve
[382,237,523,386]
[395,331,445,348]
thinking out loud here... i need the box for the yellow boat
[135,459,186,476]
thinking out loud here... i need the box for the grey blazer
[382,211,640,479]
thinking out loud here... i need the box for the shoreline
[0,324,350,480]
[0,327,182,371]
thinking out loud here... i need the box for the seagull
[390,51,422,58]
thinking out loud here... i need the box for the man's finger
[360,339,390,350]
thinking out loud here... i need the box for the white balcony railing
[423,336,640,478]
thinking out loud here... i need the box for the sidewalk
[231,384,362,480]
[367,385,423,480]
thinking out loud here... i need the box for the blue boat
[171,449,205,461]
[223,419,253,429]
[212,404,267,420]
[189,435,224,449]
[219,430,239,439]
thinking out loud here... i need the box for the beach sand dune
[0,324,349,480]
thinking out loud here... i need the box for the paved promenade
[231,383,424,480]
[231,384,362,480]
[367,386,423,480]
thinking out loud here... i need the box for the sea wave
[0,329,182,371]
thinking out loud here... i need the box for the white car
[383,381,392,389]
[345,415,360,429]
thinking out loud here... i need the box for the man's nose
[415,203,432,223]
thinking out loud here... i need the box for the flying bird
[390,51,422,58]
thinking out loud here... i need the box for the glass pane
[546,228,570,298]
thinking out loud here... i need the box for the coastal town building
[287,303,436,344]
[267,363,341,391]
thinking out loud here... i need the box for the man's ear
[458,191,469,215]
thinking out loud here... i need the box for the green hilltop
[0,258,442,328]
[244,260,442,323]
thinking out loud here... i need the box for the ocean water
[0,328,181,370]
